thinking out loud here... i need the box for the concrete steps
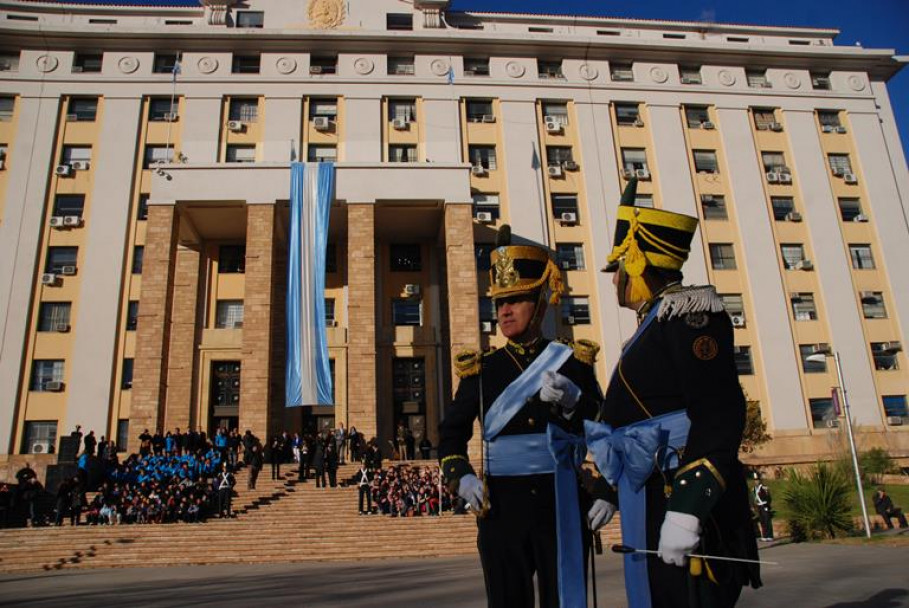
[0,461,622,573]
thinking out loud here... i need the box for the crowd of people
[354,463,462,517]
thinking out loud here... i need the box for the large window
[883,396,908,422]
[810,398,836,429]
[771,197,795,221]
[790,293,818,321]
[149,98,177,121]
[752,108,778,130]
[0,96,15,121]
[551,194,579,219]
[679,66,702,84]
[137,195,149,221]
[388,56,415,76]
[309,98,338,119]
[228,98,258,122]
[22,421,57,454]
[871,343,900,371]
[693,150,719,174]
[464,57,490,76]
[388,145,417,163]
[121,358,134,390]
[538,59,564,79]
[236,11,264,28]
[828,154,853,175]
[685,105,711,128]
[614,103,641,126]
[390,244,422,272]
[561,297,591,325]
[709,243,736,270]
[465,99,494,122]
[700,195,727,220]
[780,244,806,270]
[219,245,246,273]
[610,63,634,82]
[325,298,336,325]
[231,54,260,74]
[734,347,754,375]
[73,52,103,73]
[132,246,144,274]
[472,193,500,221]
[307,145,337,162]
[53,194,85,218]
[761,151,786,173]
[800,345,827,373]
[621,148,648,172]
[215,300,244,329]
[45,247,77,274]
[30,360,64,391]
[388,99,416,122]
[386,13,413,30]
[392,299,422,326]
[837,198,864,222]
[849,244,875,269]
[556,243,585,271]
[468,145,497,170]
[818,110,842,128]
[309,55,337,74]
[126,300,139,330]
[67,97,98,121]
[226,145,256,163]
[153,53,179,74]
[546,146,574,167]
[144,145,173,168]
[746,70,769,88]
[541,102,569,126]
[38,302,71,332]
[860,292,887,319]
[811,71,832,90]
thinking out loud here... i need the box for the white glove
[658,511,701,567]
[457,474,485,511]
[587,499,616,531]
[540,371,582,417]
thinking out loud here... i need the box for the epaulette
[572,339,600,366]
[454,349,481,378]
[656,285,725,323]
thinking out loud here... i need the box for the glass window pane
[810,398,836,428]
[236,11,264,28]
[215,300,244,328]
[849,245,875,269]
[392,299,421,325]
[561,297,591,324]
[771,197,795,220]
[219,245,246,273]
[46,247,78,273]
[468,146,497,170]
[700,195,727,220]
[685,106,710,128]
[861,292,887,319]
[693,150,718,173]
[709,244,736,270]
[229,98,259,122]
[791,293,818,321]
[307,145,337,162]
[472,193,500,220]
[734,347,753,375]
[310,99,338,117]
[780,244,805,269]
[556,243,585,271]
[38,302,72,331]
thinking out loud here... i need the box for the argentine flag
[285,162,335,407]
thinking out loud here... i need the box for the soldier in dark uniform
[587,180,761,608]
[438,226,609,608]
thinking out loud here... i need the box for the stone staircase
[0,461,622,573]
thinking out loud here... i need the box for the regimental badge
[494,247,519,288]
[684,312,709,329]
[692,336,719,360]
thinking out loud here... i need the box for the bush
[782,463,854,540]
[860,448,895,485]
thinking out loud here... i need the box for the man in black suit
[590,180,761,608]
[438,226,607,608]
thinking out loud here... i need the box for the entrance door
[392,357,426,454]
[210,361,241,433]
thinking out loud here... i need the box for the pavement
[0,541,906,607]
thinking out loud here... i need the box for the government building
[1,0,907,469]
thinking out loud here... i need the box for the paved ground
[0,542,906,607]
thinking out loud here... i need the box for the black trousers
[271,461,280,480]
[359,486,372,513]
[757,506,773,538]
[248,466,260,490]
[218,488,232,516]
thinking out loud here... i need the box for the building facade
[1,0,907,466]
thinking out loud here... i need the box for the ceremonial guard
[438,226,608,608]
[586,180,761,608]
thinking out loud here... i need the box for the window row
[707,243,877,272]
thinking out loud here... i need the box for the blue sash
[585,411,691,608]
[483,341,572,441]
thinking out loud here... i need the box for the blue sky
[450,0,909,160]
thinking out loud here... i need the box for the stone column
[164,245,202,432]
[443,203,482,460]
[130,205,178,452]
[347,204,378,440]
[240,204,278,442]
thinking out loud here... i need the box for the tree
[782,463,854,540]
[740,398,771,454]
[860,447,895,486]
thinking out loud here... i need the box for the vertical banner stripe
[286,162,334,407]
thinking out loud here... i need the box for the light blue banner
[286,162,334,407]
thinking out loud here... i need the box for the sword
[611,544,778,566]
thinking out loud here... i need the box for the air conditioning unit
[31,440,53,454]
[843,173,857,184]
[403,284,420,297]
[70,160,90,171]
[55,164,73,177]
[730,314,746,328]
[41,273,59,285]
[835,126,847,134]
[821,125,835,133]
[471,165,487,176]
[831,167,845,177]
[55,323,71,333]
[392,117,409,130]
[226,120,244,132]
[886,416,904,426]
[66,113,79,122]
[769,122,783,132]
[481,114,496,123]
[778,173,793,184]
[796,259,814,271]
[475,211,493,223]
[63,216,82,227]
[852,214,869,223]
[559,212,578,225]
[544,120,562,134]
[566,315,577,325]
[563,160,579,171]
[766,172,780,183]
[785,212,802,222]
[309,65,323,74]
[547,165,564,178]
[480,321,493,333]
[825,419,840,429]
[44,381,65,392]
[60,265,77,276]
[635,169,651,180]
[633,118,645,128]
[49,216,66,228]
[621,168,635,179]
[701,121,715,130]
[163,112,178,122]
[313,116,331,131]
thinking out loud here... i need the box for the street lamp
[806,349,873,538]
